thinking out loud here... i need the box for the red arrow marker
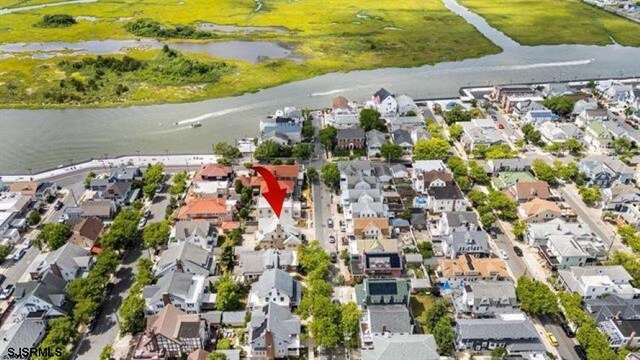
[252,166,287,218]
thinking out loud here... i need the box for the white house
[557,266,639,300]
[371,88,398,116]
[142,272,207,315]
[248,268,302,310]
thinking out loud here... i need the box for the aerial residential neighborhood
[1,79,640,360]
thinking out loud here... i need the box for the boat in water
[190,122,202,128]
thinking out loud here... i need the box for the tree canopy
[515,277,558,316]
[213,141,241,158]
[142,220,170,249]
[359,109,386,131]
[319,125,338,152]
[215,276,241,311]
[380,142,403,161]
[37,223,71,250]
[321,163,340,189]
[413,138,450,160]
[142,163,164,198]
[543,96,576,117]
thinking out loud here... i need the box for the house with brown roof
[80,200,117,220]
[436,255,510,289]
[69,217,103,249]
[506,181,551,203]
[9,181,38,198]
[414,170,454,195]
[195,164,234,182]
[353,218,390,239]
[135,305,207,359]
[177,198,234,225]
[518,198,563,224]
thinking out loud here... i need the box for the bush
[35,14,76,28]
[125,18,214,39]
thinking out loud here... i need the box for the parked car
[12,248,26,261]
[0,274,5,286]
[546,332,558,347]
[330,253,337,263]
[0,284,15,300]
[58,214,69,224]
[499,249,509,260]
[329,235,336,244]
[574,345,587,360]
[137,218,147,231]
[327,218,334,228]
[513,246,523,257]
[561,322,575,338]
[489,228,497,239]
[155,184,164,193]
[53,201,64,211]
[143,210,151,218]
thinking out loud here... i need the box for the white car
[499,250,509,260]
[137,218,147,230]
[12,248,26,261]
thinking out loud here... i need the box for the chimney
[162,293,171,306]
[150,329,159,351]
[382,325,388,335]
[50,263,62,278]
[176,259,184,272]
[265,330,276,360]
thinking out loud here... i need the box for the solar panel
[368,281,398,296]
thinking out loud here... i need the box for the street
[540,315,579,360]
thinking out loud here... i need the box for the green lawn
[410,294,435,333]
[459,0,640,46]
[0,0,501,107]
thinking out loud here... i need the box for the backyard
[410,293,436,333]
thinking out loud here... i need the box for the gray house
[247,302,301,359]
[155,241,216,278]
[248,268,302,310]
[362,334,439,360]
[170,221,218,252]
[456,281,519,318]
[391,129,414,155]
[579,155,634,188]
[0,319,47,360]
[142,271,208,315]
[442,231,491,259]
[366,130,386,158]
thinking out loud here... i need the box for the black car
[574,345,587,360]
[0,274,5,286]
[330,253,338,263]
[561,322,575,338]
[513,246,523,257]
[53,201,64,211]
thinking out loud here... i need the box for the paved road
[0,246,39,285]
[74,245,147,360]
[493,223,527,279]
[540,315,579,360]
[309,111,332,251]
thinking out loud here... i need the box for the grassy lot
[410,293,435,333]
[0,0,501,107]
[459,0,640,46]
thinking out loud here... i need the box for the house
[538,122,582,144]
[506,181,550,203]
[538,235,593,271]
[456,281,518,318]
[80,200,116,220]
[579,155,634,187]
[255,216,302,250]
[101,181,137,205]
[360,305,413,346]
[361,251,403,278]
[413,169,453,195]
[336,128,366,150]
[460,119,507,152]
[584,121,613,152]
[598,318,640,349]
[247,302,301,360]
[396,94,419,116]
[425,182,468,213]
[455,313,546,355]
[366,130,386,157]
[436,256,509,290]
[27,243,93,282]
[583,295,640,323]
[339,160,375,177]
[68,216,103,249]
[361,334,439,360]
[177,198,234,224]
[195,164,234,182]
[372,88,398,116]
[328,96,360,128]
[109,164,141,182]
[491,85,543,112]
[602,184,640,211]
[355,278,411,309]
[353,218,390,239]
[0,319,47,360]
[257,196,301,220]
[390,164,408,179]
[142,272,207,314]
[155,241,216,278]
[260,121,302,145]
[525,218,601,246]
[137,305,207,359]
[573,101,600,121]
[442,231,491,259]
[485,158,533,174]
[384,116,424,131]
[234,248,298,281]
[512,101,555,125]
[170,221,218,252]
[541,83,575,98]
[434,211,480,237]
[557,266,639,299]
[34,182,57,201]
[491,172,536,190]
[391,129,414,155]
[8,181,38,198]
[13,272,68,320]
[248,268,301,309]
[411,127,431,144]
[598,80,635,105]
[518,198,563,223]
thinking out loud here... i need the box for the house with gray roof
[485,158,534,174]
[460,118,507,151]
[584,295,640,323]
[13,272,67,320]
[366,130,386,157]
[396,94,419,116]
[109,164,142,182]
[355,278,411,309]
[392,129,414,155]
[443,230,491,259]
[0,319,47,360]
[247,302,301,359]
[362,334,439,360]
[338,160,375,177]
[557,266,639,300]
[143,272,207,315]
[456,281,519,318]
[155,241,216,278]
[579,155,634,188]
[234,248,298,281]
[455,313,546,356]
[363,305,412,336]
[336,128,366,150]
[390,164,408,179]
[538,122,582,144]
[248,268,301,310]
[525,218,599,246]
[411,127,431,144]
[434,211,480,237]
[27,242,93,282]
[603,184,640,211]
[170,221,218,252]
[539,234,594,271]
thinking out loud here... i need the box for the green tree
[545,142,564,156]
[292,143,313,160]
[512,220,527,240]
[302,120,314,139]
[216,338,232,350]
[607,251,640,287]
[455,175,471,192]
[84,170,96,187]
[100,345,113,360]
[485,144,516,159]
[359,109,385,131]
[532,159,556,184]
[433,317,455,356]
[447,156,468,176]
[448,122,463,140]
[220,240,235,274]
[413,138,450,160]
[0,245,9,260]
[341,303,360,348]
[425,300,449,332]
[34,316,76,360]
[142,220,170,249]
[578,186,602,207]
[169,171,187,195]
[306,166,318,183]
[487,190,518,220]
[216,277,241,311]
[565,138,584,154]
[309,297,341,349]
[491,347,507,359]
[119,293,146,334]
[37,223,71,250]
[321,163,340,189]
[207,352,227,360]
[613,137,632,154]
[468,160,489,184]
[253,140,282,162]
[27,210,42,226]
[142,163,164,199]
[443,106,472,124]
[213,142,241,158]
[427,123,443,138]
[554,161,579,182]
[543,96,576,117]
[380,142,403,161]
[318,125,338,152]
[522,123,543,146]
[471,144,487,159]
[515,277,558,316]
[481,213,497,228]
[100,209,141,250]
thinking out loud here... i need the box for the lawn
[459,0,640,46]
[410,293,435,333]
[0,0,501,107]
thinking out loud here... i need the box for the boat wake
[174,103,262,125]
[427,59,594,76]
[309,85,368,97]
